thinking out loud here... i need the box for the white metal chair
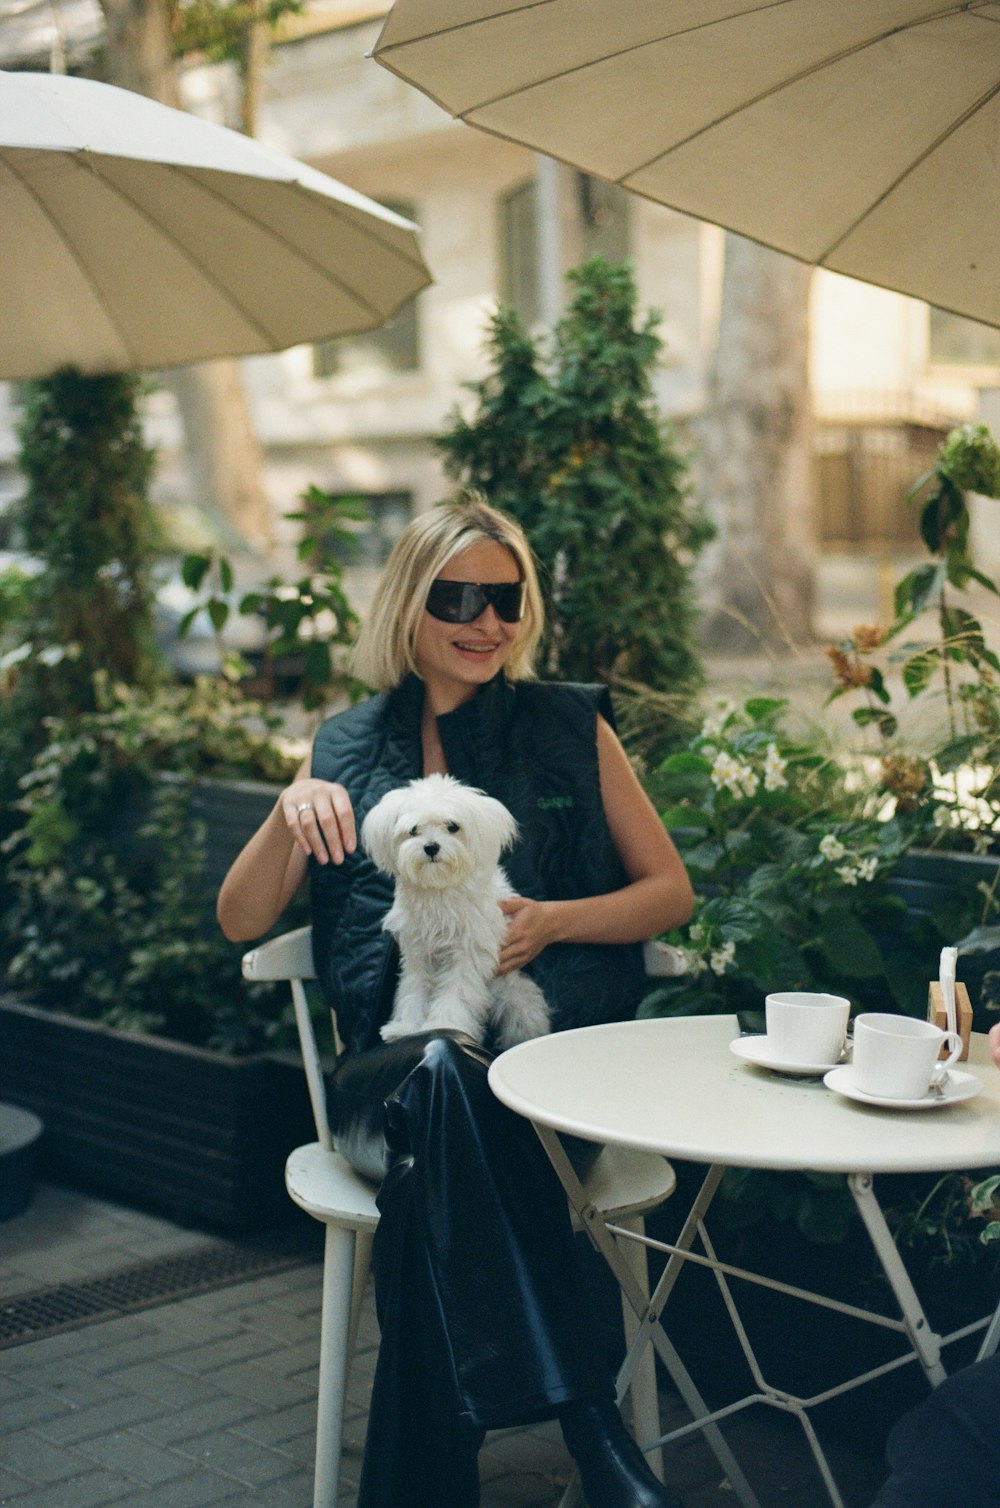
[242,926,682,1508]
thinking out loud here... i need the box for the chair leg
[313,1222,359,1508]
[617,1215,664,1482]
[347,1228,374,1363]
[555,1472,586,1508]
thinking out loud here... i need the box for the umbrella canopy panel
[0,70,432,379]
[374,0,1000,327]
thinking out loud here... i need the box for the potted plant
[0,674,326,1232]
[637,418,1000,1417]
[0,372,363,1233]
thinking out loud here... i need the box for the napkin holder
[927,980,973,1060]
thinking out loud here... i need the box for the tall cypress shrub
[1,369,160,805]
[438,257,712,692]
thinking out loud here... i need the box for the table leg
[616,1213,665,1482]
[535,1127,763,1508]
[976,1300,1000,1362]
[848,1172,947,1386]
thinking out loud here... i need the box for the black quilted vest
[310,673,646,1054]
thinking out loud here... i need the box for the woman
[219,495,694,1508]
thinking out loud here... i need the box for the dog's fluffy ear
[361,788,408,875]
[466,791,519,859]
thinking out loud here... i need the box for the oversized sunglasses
[425,579,526,624]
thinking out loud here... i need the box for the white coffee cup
[852,1012,963,1100]
[765,991,851,1066]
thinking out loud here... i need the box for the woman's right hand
[989,1021,1000,1071]
[280,777,357,866]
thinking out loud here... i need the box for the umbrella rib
[91,155,423,341]
[167,165,430,327]
[374,0,793,119]
[817,72,1000,264]
[620,1,974,185]
[2,149,143,368]
[171,166,431,325]
[381,1,978,193]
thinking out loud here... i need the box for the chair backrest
[241,926,333,1152]
[241,925,686,1155]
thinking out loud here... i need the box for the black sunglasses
[425,579,526,625]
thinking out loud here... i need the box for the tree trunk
[697,234,815,654]
[240,0,270,139]
[97,0,274,554]
[168,363,274,550]
[99,0,179,104]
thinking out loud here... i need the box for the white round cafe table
[489,1014,1000,1173]
[489,1015,1000,1508]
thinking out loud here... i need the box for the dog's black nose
[423,841,441,859]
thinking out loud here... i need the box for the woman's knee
[329,1030,494,1182]
[418,1029,494,1078]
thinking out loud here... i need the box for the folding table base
[536,1132,1000,1508]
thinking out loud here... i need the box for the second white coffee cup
[852,1013,963,1100]
[765,991,851,1066]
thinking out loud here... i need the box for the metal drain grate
[0,1230,321,1350]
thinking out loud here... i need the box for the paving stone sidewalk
[0,1183,891,1507]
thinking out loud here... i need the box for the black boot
[560,1398,684,1508]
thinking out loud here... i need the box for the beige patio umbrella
[373,0,1000,327]
[1,69,432,379]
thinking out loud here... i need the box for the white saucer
[823,1064,982,1110]
[730,1034,844,1077]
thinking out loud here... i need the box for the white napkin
[939,945,958,1037]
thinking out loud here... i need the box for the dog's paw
[380,1019,414,1043]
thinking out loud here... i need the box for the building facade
[3,0,1000,634]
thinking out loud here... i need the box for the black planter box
[0,999,317,1234]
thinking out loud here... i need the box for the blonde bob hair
[350,493,544,692]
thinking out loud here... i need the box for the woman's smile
[413,539,522,706]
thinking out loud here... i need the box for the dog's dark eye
[408,825,419,837]
[446,821,460,833]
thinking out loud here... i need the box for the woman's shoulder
[312,691,391,777]
[513,679,617,729]
[314,692,385,742]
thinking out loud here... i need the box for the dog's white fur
[361,773,551,1049]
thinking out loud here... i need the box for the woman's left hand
[498,896,557,973]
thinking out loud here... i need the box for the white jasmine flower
[836,864,860,886]
[819,834,846,862]
[684,948,707,977]
[700,699,736,739]
[712,751,760,799]
[738,765,760,798]
[856,856,878,882]
[709,751,745,796]
[688,922,705,944]
[762,742,788,792]
[709,940,736,975]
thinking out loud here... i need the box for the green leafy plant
[879,1169,1000,1318]
[0,676,303,1053]
[180,485,366,709]
[437,257,712,707]
[825,423,1000,847]
[644,695,926,1024]
[1,369,161,813]
[641,693,996,1247]
[169,0,301,61]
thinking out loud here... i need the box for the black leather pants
[328,1030,612,1508]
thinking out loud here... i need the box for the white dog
[361,773,551,1049]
